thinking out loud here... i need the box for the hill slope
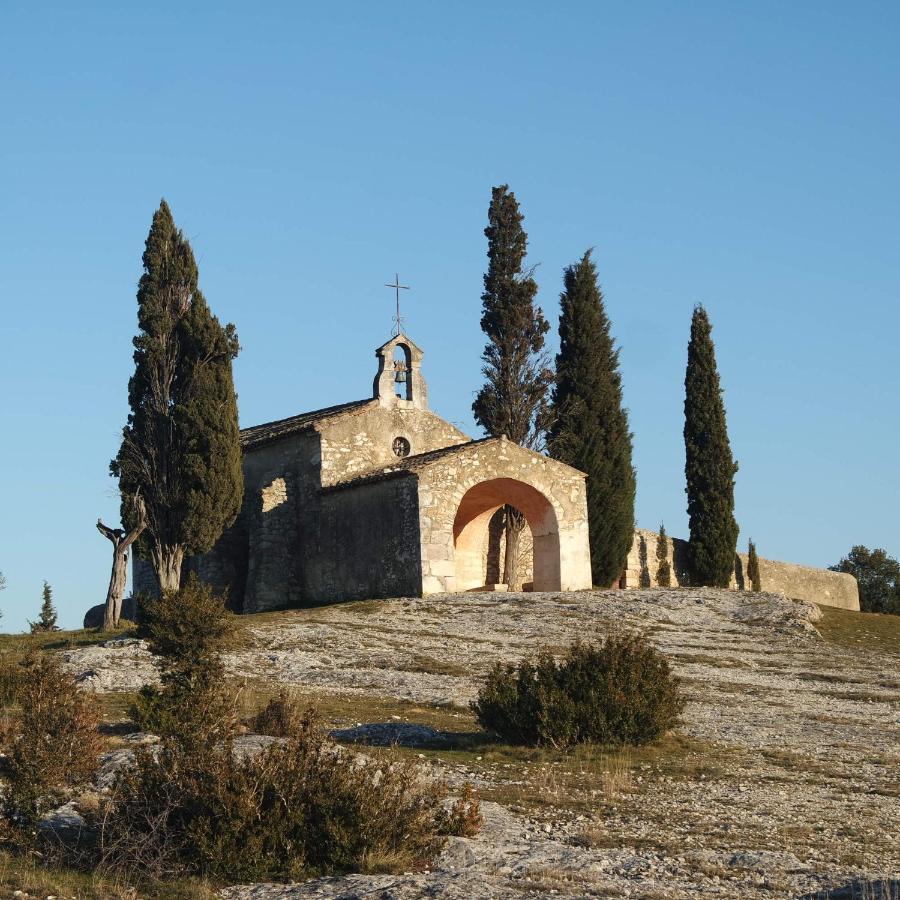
[64,589,900,899]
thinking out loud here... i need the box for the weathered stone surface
[60,589,898,898]
[626,528,860,610]
[331,722,451,747]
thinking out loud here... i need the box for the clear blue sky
[1,2,898,630]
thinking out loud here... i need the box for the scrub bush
[473,635,684,749]
[0,651,102,826]
[99,713,475,882]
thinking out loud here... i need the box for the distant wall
[625,528,859,611]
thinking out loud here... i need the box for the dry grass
[816,605,900,657]
[0,841,218,899]
[234,677,475,733]
[0,624,138,658]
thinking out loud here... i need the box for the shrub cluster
[100,712,471,882]
[101,579,480,883]
[131,575,237,745]
[0,651,102,826]
[473,635,684,749]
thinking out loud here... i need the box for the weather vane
[384,273,410,335]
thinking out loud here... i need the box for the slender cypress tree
[656,524,672,588]
[747,539,761,592]
[111,200,243,593]
[548,250,635,587]
[473,185,551,588]
[31,581,58,632]
[683,305,739,587]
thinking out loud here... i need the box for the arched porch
[452,477,561,591]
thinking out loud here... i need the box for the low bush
[472,635,685,749]
[99,712,475,883]
[0,651,102,826]
[131,575,237,745]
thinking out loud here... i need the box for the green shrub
[0,651,102,825]
[131,576,237,746]
[472,635,685,749]
[99,713,473,883]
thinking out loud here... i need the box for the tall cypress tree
[548,250,635,587]
[683,305,739,587]
[111,200,243,593]
[473,185,551,588]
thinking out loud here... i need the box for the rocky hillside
[64,589,900,899]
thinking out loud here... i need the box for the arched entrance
[453,478,561,591]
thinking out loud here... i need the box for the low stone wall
[625,528,859,611]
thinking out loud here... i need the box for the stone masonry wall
[313,475,422,604]
[317,403,469,487]
[625,528,860,610]
[238,431,321,612]
[416,438,591,594]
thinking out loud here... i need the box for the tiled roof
[240,399,375,449]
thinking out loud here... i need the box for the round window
[392,436,411,458]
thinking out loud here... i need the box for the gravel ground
[63,589,900,899]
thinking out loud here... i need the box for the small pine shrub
[99,713,468,883]
[0,651,102,825]
[29,581,59,633]
[656,524,672,588]
[473,636,684,749]
[131,575,237,745]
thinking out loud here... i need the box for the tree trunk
[153,543,185,593]
[503,505,526,591]
[96,495,147,630]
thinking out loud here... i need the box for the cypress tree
[111,200,243,593]
[473,185,551,588]
[747,539,761,592]
[548,250,635,587]
[638,535,651,588]
[31,581,58,632]
[683,305,739,587]
[656,524,672,588]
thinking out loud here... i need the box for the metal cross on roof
[384,273,410,335]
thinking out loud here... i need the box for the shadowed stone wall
[314,476,422,604]
[625,528,860,611]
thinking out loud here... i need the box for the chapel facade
[134,334,592,611]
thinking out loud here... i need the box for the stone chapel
[134,333,592,611]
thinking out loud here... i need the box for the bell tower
[373,333,428,410]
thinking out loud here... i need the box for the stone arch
[452,478,561,591]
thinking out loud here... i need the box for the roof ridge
[240,398,375,448]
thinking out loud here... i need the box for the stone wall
[415,437,591,594]
[314,475,422,604]
[318,402,469,487]
[625,528,859,610]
